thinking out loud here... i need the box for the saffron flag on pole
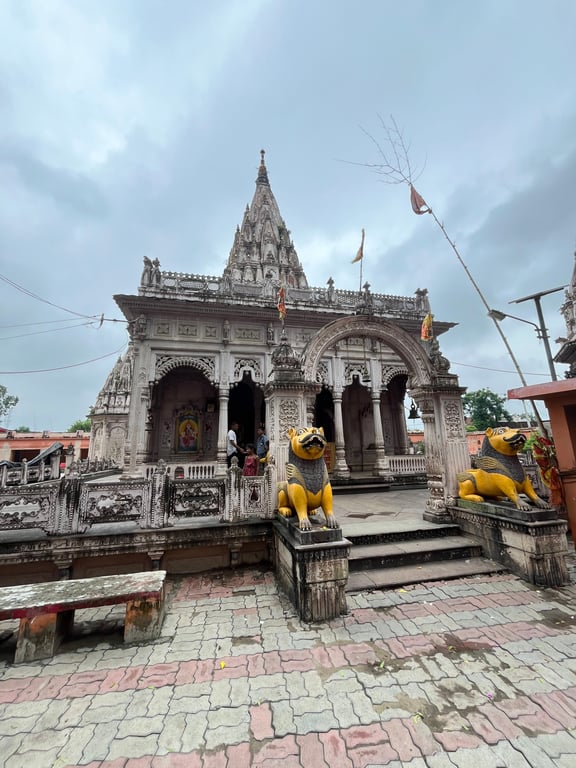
[421,312,433,341]
[351,228,365,263]
[410,184,431,215]
[277,285,286,321]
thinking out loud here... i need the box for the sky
[1,0,575,431]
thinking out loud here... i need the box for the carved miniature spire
[256,149,269,185]
[91,347,133,415]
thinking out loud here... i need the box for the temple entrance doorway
[148,366,218,462]
[343,377,374,472]
[228,372,265,455]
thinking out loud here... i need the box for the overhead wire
[451,360,549,377]
[0,343,129,375]
[0,271,100,320]
[0,320,97,341]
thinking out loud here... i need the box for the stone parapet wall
[449,500,569,587]
[0,464,276,537]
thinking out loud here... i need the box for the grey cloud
[0,143,108,217]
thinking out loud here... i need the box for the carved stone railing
[0,462,275,536]
[143,462,216,480]
[0,457,119,488]
[139,269,423,320]
[388,455,427,475]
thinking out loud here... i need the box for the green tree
[68,418,91,432]
[0,385,18,420]
[16,426,31,433]
[462,388,513,432]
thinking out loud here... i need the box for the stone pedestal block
[125,595,165,643]
[15,611,73,663]
[273,515,350,622]
[450,500,569,587]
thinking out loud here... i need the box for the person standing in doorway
[256,425,269,474]
[227,421,244,467]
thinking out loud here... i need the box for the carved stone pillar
[217,387,229,476]
[413,387,469,523]
[138,388,151,467]
[371,391,390,477]
[332,390,350,479]
[420,402,449,522]
[396,398,411,454]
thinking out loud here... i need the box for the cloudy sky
[1,0,575,431]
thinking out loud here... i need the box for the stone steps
[343,522,505,593]
[346,557,503,593]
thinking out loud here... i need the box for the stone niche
[273,515,350,622]
[450,500,569,587]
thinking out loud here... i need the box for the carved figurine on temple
[141,256,152,287]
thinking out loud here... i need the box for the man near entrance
[227,421,244,467]
[256,425,269,474]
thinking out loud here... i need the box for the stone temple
[89,150,470,520]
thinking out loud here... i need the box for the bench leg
[124,596,164,643]
[15,610,73,664]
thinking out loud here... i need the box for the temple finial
[256,148,269,185]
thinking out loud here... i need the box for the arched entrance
[148,366,218,462]
[301,314,470,517]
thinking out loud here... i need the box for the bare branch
[351,114,427,186]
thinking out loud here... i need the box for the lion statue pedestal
[273,426,349,622]
[457,427,552,511]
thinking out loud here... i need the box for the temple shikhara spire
[223,150,308,290]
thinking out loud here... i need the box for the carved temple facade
[89,151,471,518]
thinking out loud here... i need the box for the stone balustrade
[0,464,275,536]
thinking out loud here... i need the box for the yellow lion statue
[277,426,338,531]
[457,426,551,511]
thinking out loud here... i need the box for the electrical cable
[0,344,128,374]
[451,360,548,377]
[0,270,100,320]
[0,320,96,341]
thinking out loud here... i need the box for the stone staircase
[343,521,505,593]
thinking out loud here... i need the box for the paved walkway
[1,491,576,766]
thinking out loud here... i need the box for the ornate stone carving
[170,481,225,518]
[301,315,432,386]
[234,357,263,382]
[279,399,299,435]
[155,322,170,336]
[443,399,465,439]
[155,355,216,382]
[80,486,145,532]
[268,400,276,440]
[315,360,329,384]
[381,365,409,387]
[344,361,369,384]
[236,327,262,341]
[178,323,198,337]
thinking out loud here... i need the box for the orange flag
[410,184,431,215]
[277,286,286,320]
[351,228,365,263]
[421,312,433,341]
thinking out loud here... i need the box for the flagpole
[427,208,547,436]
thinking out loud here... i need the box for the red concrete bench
[0,570,166,664]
